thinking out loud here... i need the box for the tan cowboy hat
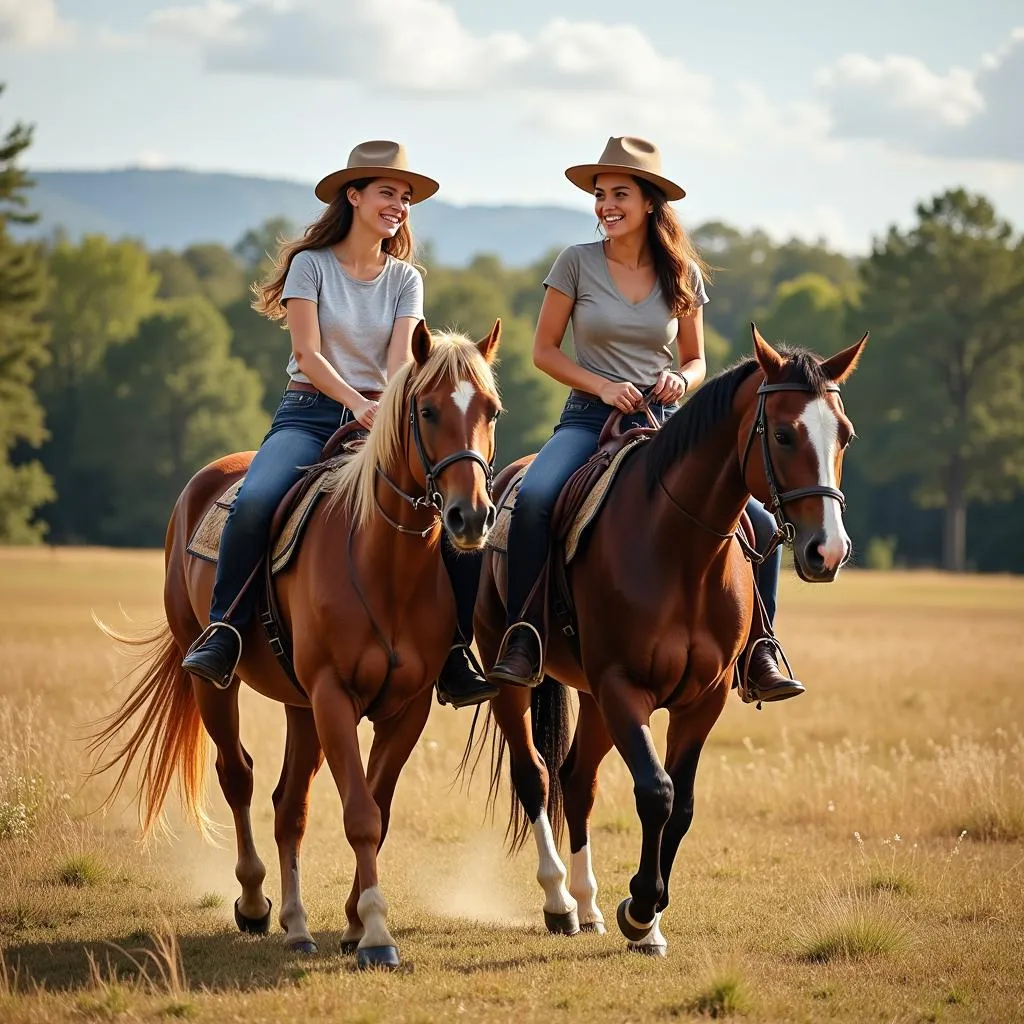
[564,136,686,201]
[314,140,440,205]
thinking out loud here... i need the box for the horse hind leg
[559,692,613,934]
[490,680,578,936]
[192,681,272,933]
[272,705,325,953]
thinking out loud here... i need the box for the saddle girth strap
[259,554,308,698]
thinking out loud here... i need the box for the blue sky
[2,0,1022,253]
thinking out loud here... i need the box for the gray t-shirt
[281,248,424,393]
[543,241,709,387]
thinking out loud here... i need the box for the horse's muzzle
[443,499,496,549]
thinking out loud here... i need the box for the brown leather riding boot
[487,621,545,688]
[742,638,805,703]
[741,630,802,704]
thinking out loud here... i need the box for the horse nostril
[445,504,466,536]
[803,537,826,572]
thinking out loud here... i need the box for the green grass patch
[799,912,910,962]
[196,891,223,909]
[664,971,751,1018]
[56,854,105,888]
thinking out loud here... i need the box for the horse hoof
[286,938,319,955]
[579,919,606,935]
[234,897,272,935]
[356,945,400,971]
[628,941,668,958]
[340,939,360,955]
[616,898,654,942]
[544,909,580,935]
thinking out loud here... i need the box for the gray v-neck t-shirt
[281,247,424,393]
[543,241,708,387]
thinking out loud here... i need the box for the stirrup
[490,621,544,688]
[183,621,243,691]
[738,635,797,706]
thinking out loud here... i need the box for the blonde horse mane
[324,330,499,529]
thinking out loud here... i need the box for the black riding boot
[486,563,546,689]
[436,544,499,708]
[181,622,242,690]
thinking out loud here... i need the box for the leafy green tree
[35,235,159,540]
[223,295,290,416]
[754,273,855,354]
[234,217,298,277]
[84,297,268,545]
[853,189,1024,571]
[181,242,246,307]
[0,86,53,542]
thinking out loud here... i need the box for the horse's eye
[490,408,502,423]
[773,428,793,447]
[420,406,436,422]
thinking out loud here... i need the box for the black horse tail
[456,674,572,856]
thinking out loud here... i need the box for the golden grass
[0,547,1022,1022]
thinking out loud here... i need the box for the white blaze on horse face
[798,397,850,571]
[451,379,476,416]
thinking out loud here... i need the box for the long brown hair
[252,178,415,320]
[635,177,711,318]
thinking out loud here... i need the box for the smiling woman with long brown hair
[487,135,805,706]
[181,140,496,710]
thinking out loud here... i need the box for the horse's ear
[751,322,786,379]
[412,320,433,367]
[820,332,868,384]
[477,318,501,364]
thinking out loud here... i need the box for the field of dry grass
[0,546,1021,1022]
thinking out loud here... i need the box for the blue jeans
[505,393,678,625]
[210,388,353,629]
[504,392,782,627]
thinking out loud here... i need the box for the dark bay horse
[464,326,866,955]
[87,322,502,970]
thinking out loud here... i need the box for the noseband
[374,393,495,537]
[739,381,846,546]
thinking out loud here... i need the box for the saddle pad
[185,467,342,576]
[486,437,648,564]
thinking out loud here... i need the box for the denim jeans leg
[745,496,780,623]
[505,424,601,625]
[210,425,327,629]
[441,537,482,644]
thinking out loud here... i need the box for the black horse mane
[644,346,832,491]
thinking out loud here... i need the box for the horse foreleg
[655,689,728,923]
[596,673,672,956]
[309,674,398,970]
[271,704,324,952]
[558,692,612,934]
[491,684,578,935]
[340,688,433,953]
[192,680,272,933]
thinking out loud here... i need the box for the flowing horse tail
[458,674,572,855]
[84,616,211,841]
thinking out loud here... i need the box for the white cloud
[149,0,721,142]
[0,0,73,47]
[814,27,1024,162]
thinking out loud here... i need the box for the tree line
[2,90,1023,572]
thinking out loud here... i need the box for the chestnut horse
[463,326,866,955]
[87,322,502,970]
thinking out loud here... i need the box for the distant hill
[17,168,597,267]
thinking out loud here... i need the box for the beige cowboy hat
[565,136,686,201]
[314,140,440,205]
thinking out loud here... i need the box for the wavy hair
[634,177,712,318]
[252,179,415,320]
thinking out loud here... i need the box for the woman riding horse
[181,140,495,709]
[488,136,801,703]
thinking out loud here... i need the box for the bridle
[374,392,495,537]
[656,378,849,566]
[738,380,847,552]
